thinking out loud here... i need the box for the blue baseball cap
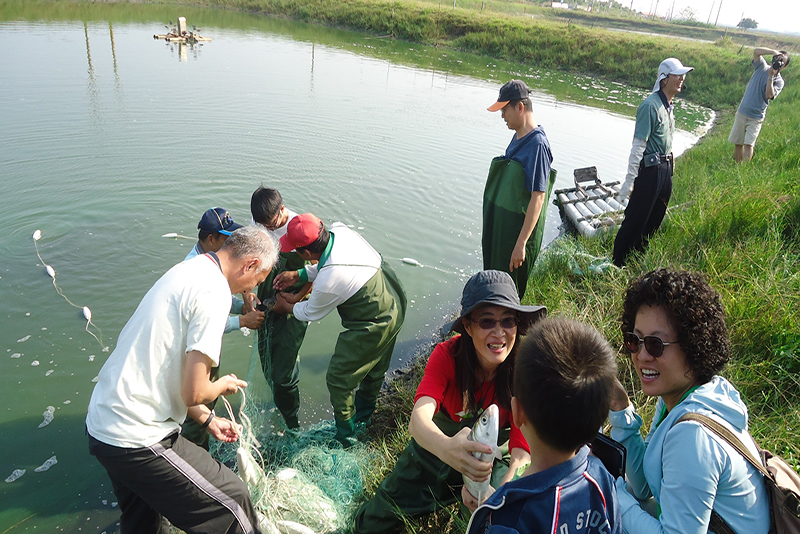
[198,207,243,236]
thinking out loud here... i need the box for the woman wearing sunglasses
[353,270,546,533]
[608,269,769,534]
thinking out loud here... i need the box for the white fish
[83,306,92,321]
[45,265,55,278]
[34,455,57,472]
[463,404,501,506]
[275,520,317,534]
[38,406,55,428]
[162,232,178,238]
[236,446,264,488]
[258,513,280,534]
[5,469,25,483]
[32,229,42,241]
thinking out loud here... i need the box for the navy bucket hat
[444,270,546,335]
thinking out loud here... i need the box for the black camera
[255,296,277,312]
[772,57,784,71]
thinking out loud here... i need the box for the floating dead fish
[162,232,178,238]
[39,406,55,428]
[5,469,25,483]
[463,404,501,506]
[34,455,57,472]
[401,257,422,267]
[32,229,42,241]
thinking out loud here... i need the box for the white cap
[653,58,694,92]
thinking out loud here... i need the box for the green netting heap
[210,318,375,534]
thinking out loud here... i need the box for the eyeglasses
[263,209,283,231]
[469,316,519,330]
[623,332,677,358]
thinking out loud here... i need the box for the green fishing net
[210,314,376,533]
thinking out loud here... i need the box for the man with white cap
[613,58,693,267]
[484,79,556,298]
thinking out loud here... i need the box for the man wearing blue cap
[181,207,265,450]
[485,80,556,299]
[613,58,693,267]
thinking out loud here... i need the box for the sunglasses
[623,332,677,358]
[469,316,519,330]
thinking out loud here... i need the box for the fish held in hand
[463,404,501,506]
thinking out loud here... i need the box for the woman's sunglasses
[469,316,519,330]
[623,332,677,358]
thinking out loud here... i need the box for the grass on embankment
[169,0,759,109]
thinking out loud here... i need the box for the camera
[772,57,785,71]
[255,296,277,312]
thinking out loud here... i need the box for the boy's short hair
[514,317,616,452]
[250,186,283,225]
[508,98,532,112]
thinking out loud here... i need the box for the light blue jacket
[185,243,243,333]
[609,376,769,534]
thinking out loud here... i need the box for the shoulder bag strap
[676,413,770,479]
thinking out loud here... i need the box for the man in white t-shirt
[86,225,278,534]
[273,214,407,447]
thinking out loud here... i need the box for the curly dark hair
[621,268,730,384]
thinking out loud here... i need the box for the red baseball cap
[280,213,323,252]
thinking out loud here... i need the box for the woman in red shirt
[353,270,546,533]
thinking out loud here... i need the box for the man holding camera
[613,58,693,267]
[729,48,790,163]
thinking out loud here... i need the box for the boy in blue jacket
[465,317,621,534]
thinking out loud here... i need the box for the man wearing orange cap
[485,79,556,299]
[272,214,407,447]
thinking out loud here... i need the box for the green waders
[353,411,511,534]
[257,250,308,429]
[328,260,407,448]
[179,365,220,450]
[482,157,557,299]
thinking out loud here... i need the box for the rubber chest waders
[257,250,308,429]
[328,260,407,447]
[482,156,556,299]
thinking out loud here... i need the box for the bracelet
[200,410,215,430]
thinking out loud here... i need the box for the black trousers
[613,160,673,266]
[88,431,260,534]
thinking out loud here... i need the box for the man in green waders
[272,214,407,447]
[484,80,555,299]
[249,187,310,430]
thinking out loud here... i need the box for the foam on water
[34,455,57,472]
[5,469,25,483]
[38,406,55,428]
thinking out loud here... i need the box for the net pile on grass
[211,314,374,533]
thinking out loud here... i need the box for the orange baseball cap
[487,80,532,112]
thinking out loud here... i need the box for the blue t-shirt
[738,57,785,120]
[504,126,553,193]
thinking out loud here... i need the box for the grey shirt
[738,57,784,121]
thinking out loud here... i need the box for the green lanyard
[654,385,701,429]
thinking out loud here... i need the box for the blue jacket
[467,446,620,534]
[609,376,770,534]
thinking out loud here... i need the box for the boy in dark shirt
[465,317,621,534]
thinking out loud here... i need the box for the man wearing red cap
[272,214,407,447]
[485,79,556,299]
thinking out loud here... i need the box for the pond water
[0,2,711,531]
